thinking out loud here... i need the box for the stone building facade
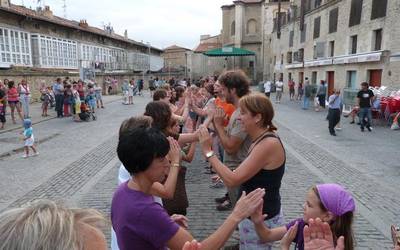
[0,0,163,100]
[189,34,225,80]
[162,45,191,71]
[265,0,400,107]
[221,0,265,82]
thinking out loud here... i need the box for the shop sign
[333,52,382,65]
[285,62,304,69]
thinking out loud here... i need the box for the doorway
[327,71,335,95]
[369,69,382,87]
[299,72,304,84]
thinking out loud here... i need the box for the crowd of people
[0,77,106,130]
[0,71,398,250]
[261,78,383,136]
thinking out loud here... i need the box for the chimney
[42,5,53,18]
[79,20,89,28]
[124,29,128,39]
[0,0,10,8]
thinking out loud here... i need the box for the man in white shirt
[275,78,284,103]
[263,80,271,98]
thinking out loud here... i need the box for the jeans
[55,94,64,117]
[303,97,310,109]
[318,94,326,108]
[19,95,30,118]
[359,107,372,129]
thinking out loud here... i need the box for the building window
[281,54,284,65]
[329,41,335,57]
[313,45,317,59]
[293,51,299,62]
[349,0,363,27]
[249,61,254,67]
[300,24,307,43]
[287,51,293,64]
[231,21,236,36]
[314,0,322,8]
[298,48,304,62]
[37,35,77,68]
[312,71,317,85]
[350,35,357,54]
[313,17,321,39]
[289,30,294,47]
[373,29,382,51]
[329,8,339,33]
[274,55,276,65]
[246,19,257,34]
[347,71,357,88]
[0,27,31,66]
[371,0,387,20]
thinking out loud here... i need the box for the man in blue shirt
[52,78,64,118]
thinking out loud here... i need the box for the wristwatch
[205,151,215,160]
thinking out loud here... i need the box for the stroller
[79,103,96,121]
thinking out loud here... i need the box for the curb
[0,133,60,160]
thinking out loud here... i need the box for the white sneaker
[33,152,40,157]
[335,127,342,131]
[21,154,29,158]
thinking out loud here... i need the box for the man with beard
[212,70,252,211]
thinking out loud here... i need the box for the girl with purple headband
[251,183,355,250]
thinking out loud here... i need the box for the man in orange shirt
[214,81,235,128]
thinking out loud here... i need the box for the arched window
[231,21,236,36]
[247,19,257,34]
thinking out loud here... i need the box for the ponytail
[331,212,355,250]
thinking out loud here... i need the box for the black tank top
[238,133,286,220]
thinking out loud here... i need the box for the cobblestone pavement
[0,93,149,211]
[1,89,397,249]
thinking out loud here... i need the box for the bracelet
[171,163,180,168]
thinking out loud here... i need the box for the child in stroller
[79,103,96,121]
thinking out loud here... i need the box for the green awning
[204,47,255,57]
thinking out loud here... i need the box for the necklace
[252,128,271,143]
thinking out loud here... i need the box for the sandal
[391,225,400,247]
[216,200,232,211]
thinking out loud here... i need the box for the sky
[16,0,234,50]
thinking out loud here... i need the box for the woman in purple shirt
[111,127,265,250]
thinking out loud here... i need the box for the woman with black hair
[111,127,265,250]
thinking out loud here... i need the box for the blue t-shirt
[111,181,179,250]
[24,127,33,138]
[286,218,306,250]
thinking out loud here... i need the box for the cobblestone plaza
[0,91,398,249]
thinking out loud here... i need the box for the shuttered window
[374,29,382,51]
[301,24,307,43]
[349,0,363,27]
[350,35,357,54]
[289,30,294,47]
[329,8,339,33]
[313,17,321,39]
[298,48,304,61]
[371,0,387,20]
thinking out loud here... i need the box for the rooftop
[0,3,162,52]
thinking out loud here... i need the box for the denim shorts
[239,209,284,250]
